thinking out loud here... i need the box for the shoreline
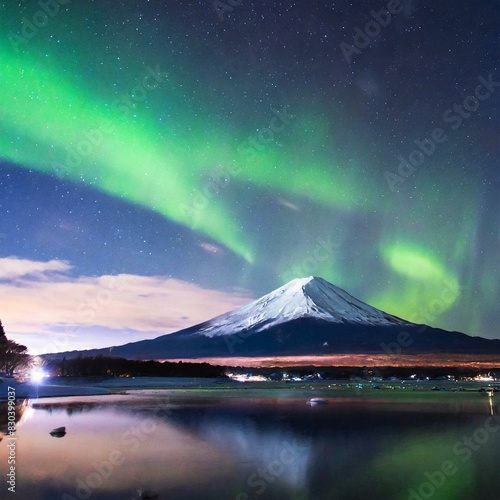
[1,375,498,402]
[0,376,240,401]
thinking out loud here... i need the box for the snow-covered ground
[0,376,235,400]
[0,377,111,399]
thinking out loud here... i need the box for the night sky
[0,0,498,354]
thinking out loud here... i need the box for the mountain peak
[281,275,321,289]
[198,276,407,338]
[48,275,500,360]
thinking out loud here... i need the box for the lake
[1,384,499,499]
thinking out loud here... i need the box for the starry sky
[0,0,498,354]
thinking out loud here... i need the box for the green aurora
[0,2,497,338]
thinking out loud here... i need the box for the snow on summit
[199,276,407,337]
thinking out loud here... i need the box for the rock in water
[49,426,66,437]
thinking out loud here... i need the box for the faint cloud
[0,256,71,280]
[200,242,224,255]
[277,197,300,211]
[1,257,253,353]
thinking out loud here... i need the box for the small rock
[50,426,66,437]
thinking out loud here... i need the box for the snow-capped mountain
[48,276,500,360]
[197,276,408,337]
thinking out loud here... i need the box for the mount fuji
[51,276,500,360]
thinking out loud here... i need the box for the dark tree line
[46,355,227,378]
[0,320,31,376]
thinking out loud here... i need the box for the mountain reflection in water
[0,392,498,499]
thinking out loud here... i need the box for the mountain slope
[196,276,408,336]
[47,277,500,360]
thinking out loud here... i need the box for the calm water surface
[1,387,499,500]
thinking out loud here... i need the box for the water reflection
[0,392,498,499]
[0,399,28,437]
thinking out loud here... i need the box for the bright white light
[30,368,46,384]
